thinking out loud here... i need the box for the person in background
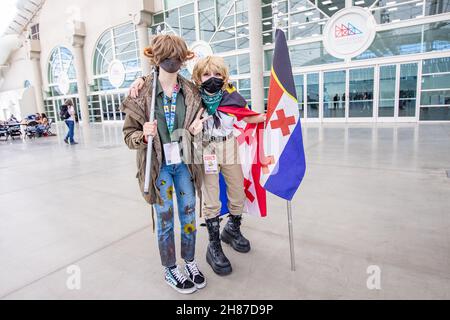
[8,115,19,123]
[61,99,78,145]
[36,113,49,137]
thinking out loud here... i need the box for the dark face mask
[159,58,182,73]
[201,77,224,94]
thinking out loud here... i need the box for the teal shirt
[154,80,186,160]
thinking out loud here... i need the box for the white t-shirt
[203,110,235,137]
[67,106,75,121]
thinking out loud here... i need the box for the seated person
[36,113,49,136]
[8,115,19,123]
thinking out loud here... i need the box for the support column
[248,0,265,113]
[27,40,45,114]
[69,21,90,128]
[130,2,160,76]
[134,11,153,76]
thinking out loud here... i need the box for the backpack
[59,105,70,120]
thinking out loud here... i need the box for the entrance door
[101,93,127,121]
[348,67,375,120]
[323,70,346,120]
[377,62,418,121]
[378,64,396,119]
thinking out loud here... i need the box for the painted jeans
[154,162,197,267]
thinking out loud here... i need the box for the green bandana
[201,89,223,115]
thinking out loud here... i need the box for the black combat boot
[205,217,232,276]
[220,214,251,253]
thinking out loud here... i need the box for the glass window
[306,73,319,118]
[353,0,378,7]
[423,21,450,53]
[316,0,345,16]
[355,25,423,60]
[165,9,180,35]
[422,57,450,74]
[349,68,374,118]
[211,39,236,53]
[199,8,216,41]
[379,65,396,117]
[425,0,450,16]
[372,1,425,24]
[165,0,193,11]
[294,74,304,118]
[420,107,450,120]
[323,71,346,118]
[237,53,250,74]
[199,0,215,10]
[420,90,450,105]
[422,74,450,90]
[399,63,418,117]
[290,42,342,68]
[181,15,196,44]
[264,49,274,72]
[180,3,194,15]
[420,57,450,120]
[47,46,78,97]
[92,23,141,91]
[223,56,238,76]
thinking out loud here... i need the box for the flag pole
[272,0,296,272]
[287,201,296,271]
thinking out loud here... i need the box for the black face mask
[201,77,224,94]
[159,58,182,73]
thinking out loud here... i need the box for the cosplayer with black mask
[201,77,224,94]
[159,58,183,73]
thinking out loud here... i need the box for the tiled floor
[0,122,449,299]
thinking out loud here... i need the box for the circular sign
[56,73,70,95]
[185,41,214,75]
[323,7,376,59]
[108,60,126,88]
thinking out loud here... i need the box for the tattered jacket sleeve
[122,112,147,150]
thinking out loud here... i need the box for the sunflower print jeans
[154,163,197,267]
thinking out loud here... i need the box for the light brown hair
[191,56,230,90]
[64,99,73,106]
[144,34,194,66]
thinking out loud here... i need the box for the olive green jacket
[120,74,204,209]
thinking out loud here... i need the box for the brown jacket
[120,74,203,207]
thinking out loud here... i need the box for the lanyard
[163,84,180,135]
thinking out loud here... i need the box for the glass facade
[41,1,449,124]
[91,22,142,122]
[420,57,450,120]
[46,46,79,122]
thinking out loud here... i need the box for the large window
[92,23,141,91]
[420,57,450,120]
[349,67,374,118]
[150,0,249,53]
[323,70,346,118]
[399,63,418,117]
[354,0,450,23]
[355,21,450,60]
[47,46,77,97]
[378,65,396,117]
[306,73,319,118]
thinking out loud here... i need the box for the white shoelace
[187,261,200,277]
[168,267,188,283]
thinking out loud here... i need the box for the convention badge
[164,142,182,165]
[203,154,218,175]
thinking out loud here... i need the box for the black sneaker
[70,141,79,145]
[164,266,197,294]
[64,138,69,144]
[185,261,206,289]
